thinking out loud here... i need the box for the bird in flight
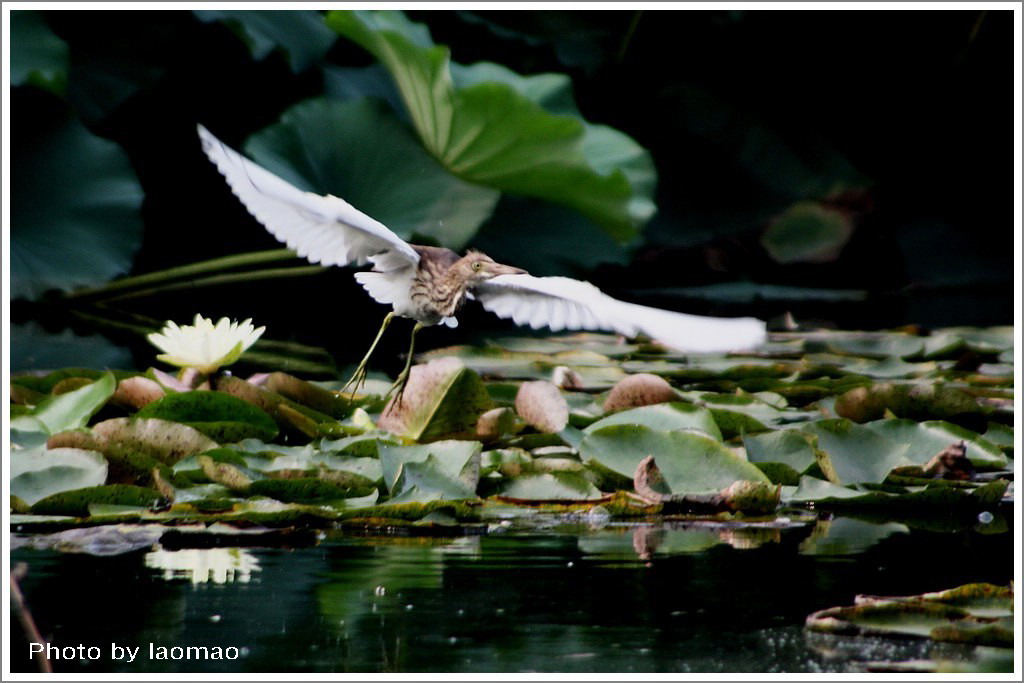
[197,125,766,400]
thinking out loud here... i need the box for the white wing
[197,125,420,268]
[475,274,766,353]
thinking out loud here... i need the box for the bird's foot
[384,368,411,408]
[340,362,370,402]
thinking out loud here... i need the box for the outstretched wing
[474,274,766,353]
[197,125,420,268]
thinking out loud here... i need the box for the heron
[197,125,767,401]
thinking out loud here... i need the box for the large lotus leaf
[11,372,116,435]
[863,419,1008,470]
[496,472,603,501]
[584,402,722,441]
[388,456,478,504]
[798,517,909,556]
[376,357,494,442]
[92,418,219,465]
[580,425,769,494]
[136,391,279,442]
[379,440,481,495]
[761,200,854,265]
[327,10,653,241]
[11,10,68,95]
[195,10,336,72]
[12,108,143,300]
[801,419,916,485]
[10,446,109,505]
[245,97,498,251]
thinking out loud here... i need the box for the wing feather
[198,125,419,268]
[476,274,766,353]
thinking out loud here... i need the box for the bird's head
[459,251,526,285]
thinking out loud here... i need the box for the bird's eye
[472,262,483,271]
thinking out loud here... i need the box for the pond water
[11,514,1012,674]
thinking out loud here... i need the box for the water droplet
[209,614,221,623]
[978,511,995,524]
[449,637,458,644]
[374,585,386,596]
[405,604,414,611]
[567,561,574,568]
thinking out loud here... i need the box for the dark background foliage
[10,9,1013,374]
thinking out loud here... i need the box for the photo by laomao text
[29,642,243,663]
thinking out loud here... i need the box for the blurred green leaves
[195,10,337,72]
[327,9,655,244]
[10,10,68,95]
[11,109,145,300]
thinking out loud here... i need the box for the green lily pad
[388,455,478,504]
[136,390,279,443]
[863,418,1008,470]
[743,429,822,484]
[583,402,722,440]
[11,446,109,505]
[379,440,482,496]
[248,478,370,504]
[496,472,603,501]
[801,419,916,485]
[30,484,164,517]
[10,372,115,435]
[580,425,769,494]
[806,583,1013,647]
[834,382,987,427]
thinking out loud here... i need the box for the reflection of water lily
[147,315,264,373]
[145,548,261,584]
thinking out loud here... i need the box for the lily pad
[379,440,481,496]
[580,425,769,494]
[377,357,494,442]
[801,419,915,485]
[514,381,569,433]
[10,446,109,505]
[388,456,478,504]
[195,9,336,72]
[496,472,603,501]
[743,430,822,484]
[30,484,165,517]
[11,372,115,435]
[136,390,279,442]
[863,419,1008,470]
[91,418,220,465]
[584,402,722,441]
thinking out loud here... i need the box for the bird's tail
[614,300,767,353]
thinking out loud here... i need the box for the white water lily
[147,314,265,374]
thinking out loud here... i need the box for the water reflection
[144,548,261,585]
[580,523,789,562]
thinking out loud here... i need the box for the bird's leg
[341,311,395,399]
[386,321,424,407]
